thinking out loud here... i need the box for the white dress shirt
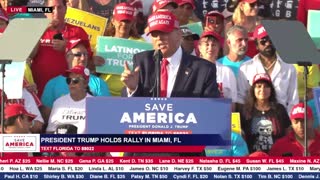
[127,47,182,97]
[237,53,298,112]
[164,46,182,97]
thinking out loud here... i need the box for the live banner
[86,97,232,152]
[95,37,153,75]
[64,7,108,51]
[308,10,320,49]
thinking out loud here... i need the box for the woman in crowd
[226,0,260,57]
[46,65,92,134]
[99,2,143,96]
[241,73,291,153]
[198,31,237,111]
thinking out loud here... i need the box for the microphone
[153,49,163,62]
[53,33,63,40]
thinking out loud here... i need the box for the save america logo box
[1,134,40,152]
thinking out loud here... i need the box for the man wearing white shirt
[237,24,298,112]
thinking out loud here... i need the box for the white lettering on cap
[149,20,170,27]
[149,14,172,22]
[292,107,304,115]
[254,74,269,82]
[258,26,266,35]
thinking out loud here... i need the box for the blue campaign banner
[40,134,228,146]
[86,97,231,143]
[313,87,320,124]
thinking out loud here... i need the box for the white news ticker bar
[1,165,318,173]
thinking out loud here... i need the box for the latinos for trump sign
[86,97,232,149]
[65,7,108,50]
[308,10,320,49]
[181,22,203,37]
[96,37,153,75]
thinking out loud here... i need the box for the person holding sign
[100,2,144,96]
[269,103,320,156]
[30,0,91,98]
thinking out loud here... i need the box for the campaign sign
[181,22,203,36]
[96,37,153,75]
[86,97,231,148]
[313,87,320,123]
[65,7,108,50]
[308,10,320,49]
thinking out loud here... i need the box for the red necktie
[160,58,169,97]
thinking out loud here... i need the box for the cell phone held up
[205,16,222,27]
[53,33,63,40]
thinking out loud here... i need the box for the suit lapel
[148,51,156,88]
[171,53,193,97]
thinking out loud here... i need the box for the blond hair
[232,1,246,25]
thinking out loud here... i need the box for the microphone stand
[0,60,12,157]
[297,61,312,157]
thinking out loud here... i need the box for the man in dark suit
[120,10,220,156]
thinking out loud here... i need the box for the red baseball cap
[290,103,313,120]
[253,24,268,40]
[200,31,224,47]
[113,3,135,21]
[176,0,195,9]
[66,65,90,80]
[252,73,272,85]
[5,104,36,121]
[127,0,143,13]
[148,10,180,35]
[240,0,257,3]
[0,8,9,22]
[205,11,225,20]
[152,0,178,13]
[66,39,90,53]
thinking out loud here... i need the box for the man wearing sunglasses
[41,39,110,124]
[237,24,298,113]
